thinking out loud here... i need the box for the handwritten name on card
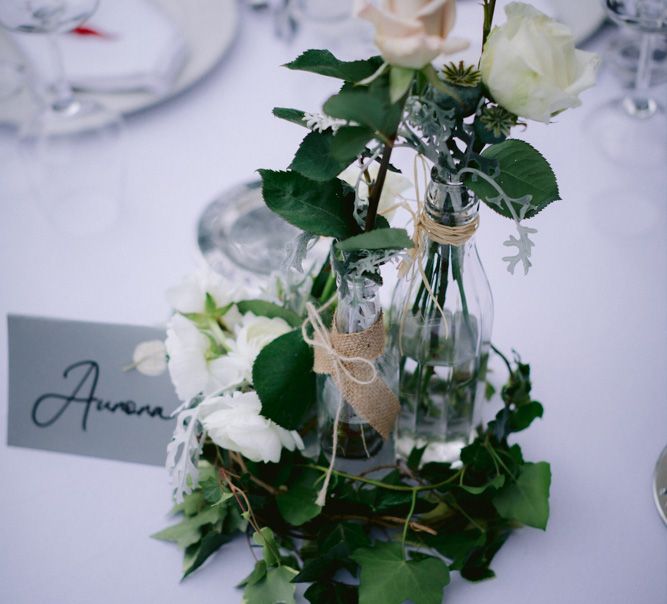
[7,315,179,466]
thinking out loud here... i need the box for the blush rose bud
[355,0,468,69]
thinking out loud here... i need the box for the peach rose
[355,0,467,69]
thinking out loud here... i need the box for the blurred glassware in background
[607,30,667,87]
[0,59,25,100]
[0,0,125,234]
[587,0,667,166]
[198,181,300,286]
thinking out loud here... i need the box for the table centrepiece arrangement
[154,1,599,602]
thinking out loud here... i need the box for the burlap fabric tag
[313,311,400,439]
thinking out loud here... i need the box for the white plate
[0,0,238,125]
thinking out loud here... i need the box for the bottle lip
[426,180,479,226]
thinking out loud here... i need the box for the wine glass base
[586,97,666,167]
[19,98,125,235]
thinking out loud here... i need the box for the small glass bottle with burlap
[389,177,493,465]
[313,262,399,480]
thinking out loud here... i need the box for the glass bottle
[390,178,493,465]
[317,266,397,473]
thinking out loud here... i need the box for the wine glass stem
[623,32,657,119]
[46,32,76,113]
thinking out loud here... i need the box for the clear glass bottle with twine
[389,177,493,465]
[314,261,399,481]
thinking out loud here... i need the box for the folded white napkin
[59,0,188,94]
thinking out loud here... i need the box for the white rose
[480,2,600,123]
[199,391,304,463]
[166,266,246,316]
[165,314,245,401]
[339,164,412,222]
[228,313,292,384]
[355,0,468,69]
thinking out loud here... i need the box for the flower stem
[482,0,497,49]
[365,137,395,231]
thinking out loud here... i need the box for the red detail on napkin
[71,25,116,40]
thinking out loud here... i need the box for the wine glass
[0,0,125,234]
[588,0,667,166]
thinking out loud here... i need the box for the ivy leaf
[236,300,301,328]
[351,543,450,604]
[290,130,360,181]
[492,462,551,530]
[182,529,233,578]
[459,473,506,495]
[273,107,307,128]
[242,566,298,604]
[253,329,316,430]
[305,581,359,604]
[151,506,223,549]
[425,529,485,570]
[238,560,267,588]
[510,401,544,433]
[259,169,357,239]
[286,49,382,82]
[276,471,322,526]
[336,228,413,252]
[253,527,281,567]
[465,140,560,220]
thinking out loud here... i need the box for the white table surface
[1,2,666,603]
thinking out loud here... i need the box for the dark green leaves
[324,76,403,138]
[493,462,552,529]
[290,130,361,181]
[351,543,450,604]
[336,228,413,253]
[466,140,560,220]
[253,328,315,430]
[259,170,357,239]
[286,49,382,82]
[236,300,301,327]
[273,107,307,128]
[276,471,322,526]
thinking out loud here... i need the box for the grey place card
[7,314,179,466]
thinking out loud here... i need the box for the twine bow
[302,299,400,506]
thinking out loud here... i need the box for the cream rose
[199,391,304,463]
[480,2,599,123]
[355,0,468,69]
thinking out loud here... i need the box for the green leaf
[407,445,427,471]
[336,228,413,252]
[236,300,301,328]
[389,66,414,103]
[323,76,403,137]
[290,130,360,181]
[276,471,322,526]
[243,566,298,604]
[510,401,544,433]
[182,529,233,578]
[238,560,267,588]
[351,543,450,604]
[330,125,374,161]
[253,527,281,567]
[465,140,560,220]
[259,169,357,240]
[286,50,382,82]
[426,529,485,570]
[273,107,307,127]
[492,462,551,529]
[305,581,359,604]
[253,329,316,430]
[151,506,223,549]
[459,473,505,495]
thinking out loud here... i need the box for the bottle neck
[335,274,381,334]
[425,179,479,247]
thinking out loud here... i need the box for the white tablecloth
[1,3,666,603]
